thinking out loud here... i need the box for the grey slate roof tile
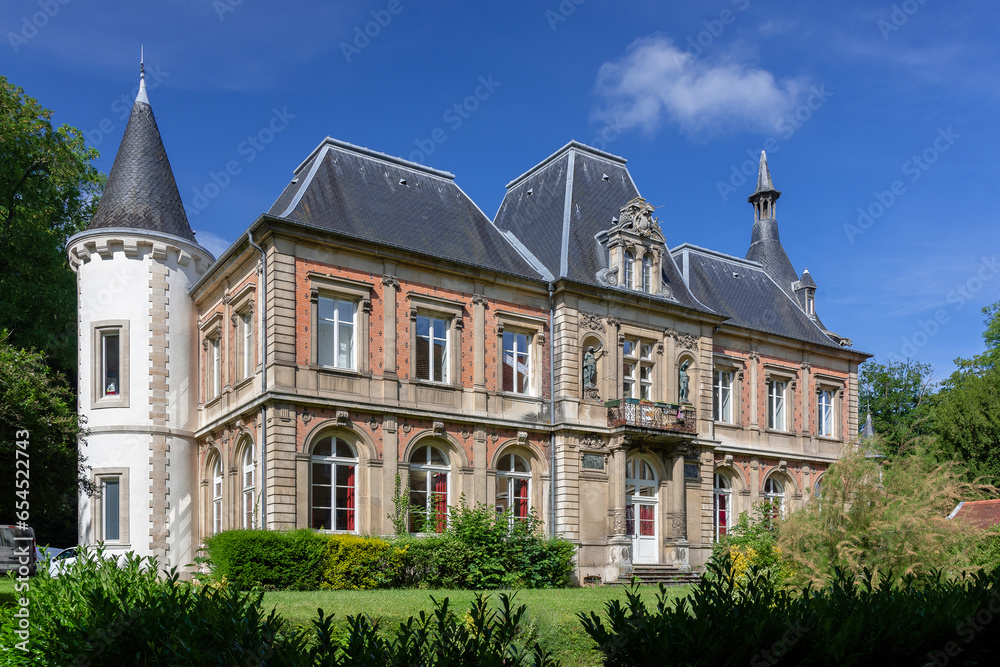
[88,92,196,243]
[267,139,539,278]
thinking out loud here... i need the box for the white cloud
[192,230,232,260]
[593,35,808,139]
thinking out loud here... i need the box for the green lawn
[263,585,692,667]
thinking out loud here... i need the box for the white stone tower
[68,61,213,571]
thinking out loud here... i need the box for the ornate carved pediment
[580,312,606,332]
[613,197,665,242]
[665,327,698,351]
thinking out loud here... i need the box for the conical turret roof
[752,150,776,195]
[88,66,195,242]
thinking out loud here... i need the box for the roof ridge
[291,137,456,181]
[505,140,627,190]
[671,243,765,269]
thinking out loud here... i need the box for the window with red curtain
[625,504,635,536]
[514,479,529,519]
[433,472,448,533]
[311,436,358,532]
[639,504,655,536]
[409,445,450,533]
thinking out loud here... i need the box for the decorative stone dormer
[604,197,670,296]
[792,268,818,320]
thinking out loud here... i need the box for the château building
[69,68,870,582]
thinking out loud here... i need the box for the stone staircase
[616,564,702,587]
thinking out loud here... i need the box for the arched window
[624,457,657,537]
[409,445,449,533]
[763,477,785,518]
[496,453,531,523]
[310,436,358,531]
[212,457,223,535]
[241,445,255,529]
[641,254,652,293]
[623,251,634,289]
[713,473,732,541]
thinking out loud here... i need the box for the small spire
[136,45,149,105]
[754,150,776,194]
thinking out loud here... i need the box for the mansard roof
[492,141,702,309]
[267,138,540,279]
[88,73,196,243]
[672,244,845,349]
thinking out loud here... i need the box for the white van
[0,525,36,577]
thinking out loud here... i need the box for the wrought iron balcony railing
[606,399,697,434]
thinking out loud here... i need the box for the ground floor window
[212,458,223,535]
[713,473,732,540]
[310,437,357,531]
[495,453,531,522]
[763,477,785,518]
[409,445,449,533]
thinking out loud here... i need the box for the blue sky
[4,0,999,383]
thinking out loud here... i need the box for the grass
[263,584,692,667]
[0,574,691,666]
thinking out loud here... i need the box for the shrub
[713,500,791,589]
[205,528,325,590]
[321,535,409,590]
[580,554,1000,666]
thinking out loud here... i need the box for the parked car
[48,546,134,577]
[0,525,36,576]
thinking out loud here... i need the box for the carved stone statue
[678,359,691,403]
[583,346,597,388]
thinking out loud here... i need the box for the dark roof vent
[527,187,533,195]
[602,173,609,180]
[399,178,407,186]
[733,272,741,278]
[290,177,298,184]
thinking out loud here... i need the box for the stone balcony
[606,399,697,435]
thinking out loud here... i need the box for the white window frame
[212,457,223,535]
[502,329,532,395]
[309,437,359,533]
[317,296,357,371]
[92,467,129,545]
[767,379,787,431]
[818,389,834,437]
[241,445,255,529]
[238,310,253,381]
[622,338,655,400]
[415,314,450,383]
[91,320,130,409]
[640,254,652,293]
[713,369,733,423]
[763,477,785,518]
[408,445,451,534]
[495,453,532,525]
[624,250,635,289]
[713,473,732,541]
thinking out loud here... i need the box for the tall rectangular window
[211,338,221,398]
[102,332,120,396]
[240,311,253,380]
[103,478,120,542]
[623,339,654,400]
[818,389,834,437]
[713,370,733,423]
[767,380,786,430]
[502,331,531,394]
[318,297,356,370]
[416,315,449,383]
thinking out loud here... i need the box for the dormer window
[806,291,815,315]
[641,254,652,293]
[624,251,635,289]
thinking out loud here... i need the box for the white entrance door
[625,457,658,564]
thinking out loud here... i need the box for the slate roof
[267,138,540,278]
[745,217,800,297]
[89,76,196,243]
[493,141,701,309]
[672,244,843,348]
[948,500,1000,531]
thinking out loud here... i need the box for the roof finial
[754,150,775,194]
[136,45,149,105]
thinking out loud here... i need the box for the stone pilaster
[148,260,170,561]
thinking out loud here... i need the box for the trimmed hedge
[205,506,576,591]
[204,528,325,590]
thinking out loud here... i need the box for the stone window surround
[406,293,464,387]
[229,285,256,385]
[495,310,546,397]
[200,312,224,405]
[712,354,744,425]
[813,373,844,439]
[308,274,373,374]
[619,325,658,402]
[487,444,543,521]
[763,364,797,433]
[91,467,130,546]
[91,320,130,410]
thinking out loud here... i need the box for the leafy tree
[933,300,1000,485]
[0,332,92,546]
[858,358,935,455]
[0,76,104,376]
[778,444,990,587]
